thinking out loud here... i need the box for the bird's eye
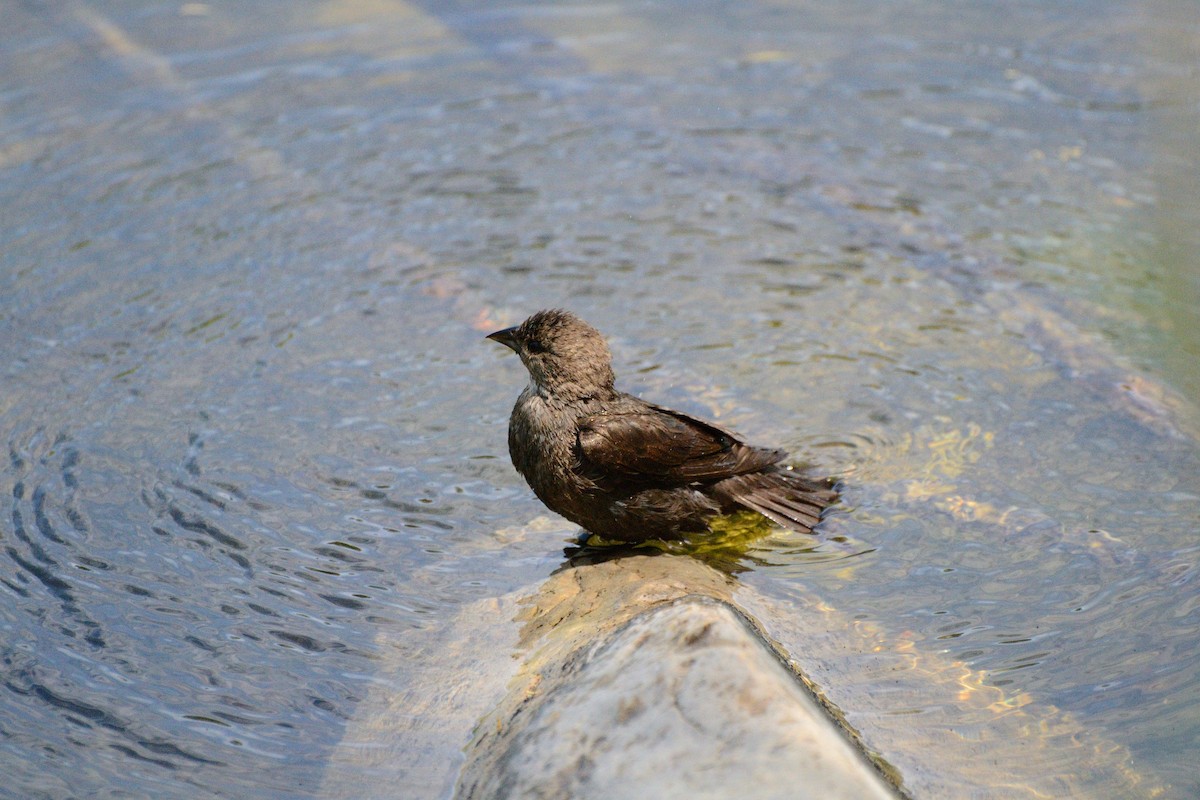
[526,339,547,354]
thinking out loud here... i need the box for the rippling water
[2,2,1198,798]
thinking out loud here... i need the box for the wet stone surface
[456,598,897,800]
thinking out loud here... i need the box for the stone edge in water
[456,596,900,800]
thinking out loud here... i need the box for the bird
[487,309,838,543]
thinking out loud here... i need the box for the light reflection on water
[1,1,1198,798]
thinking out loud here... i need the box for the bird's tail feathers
[714,471,837,535]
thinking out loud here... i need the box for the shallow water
[2,1,1198,798]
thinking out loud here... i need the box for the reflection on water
[2,1,1198,798]
[558,509,877,577]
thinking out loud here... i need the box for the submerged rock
[322,540,1157,799]
[456,596,897,800]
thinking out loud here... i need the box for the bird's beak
[486,326,520,352]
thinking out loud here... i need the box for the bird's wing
[576,403,784,489]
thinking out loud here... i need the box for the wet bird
[487,309,837,542]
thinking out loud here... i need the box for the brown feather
[490,309,839,541]
[576,404,783,490]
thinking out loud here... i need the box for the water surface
[2,2,1198,798]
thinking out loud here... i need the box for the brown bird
[487,309,837,542]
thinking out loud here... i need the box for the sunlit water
[2,2,1197,798]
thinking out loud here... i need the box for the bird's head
[487,309,616,400]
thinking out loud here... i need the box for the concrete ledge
[456,597,898,800]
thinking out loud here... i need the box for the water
[2,1,1197,798]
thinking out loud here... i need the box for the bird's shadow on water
[556,513,798,577]
[559,537,759,576]
[555,506,874,578]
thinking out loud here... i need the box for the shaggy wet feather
[488,309,837,542]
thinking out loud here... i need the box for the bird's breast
[507,392,589,499]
